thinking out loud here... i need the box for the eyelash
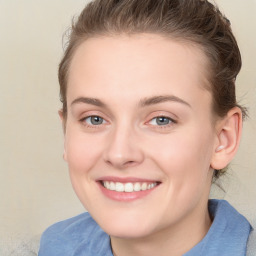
[147,116,177,128]
[80,114,177,129]
[80,115,108,129]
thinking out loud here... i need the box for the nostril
[123,160,137,167]
[105,160,113,166]
[105,159,136,168]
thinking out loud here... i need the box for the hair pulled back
[58,0,246,178]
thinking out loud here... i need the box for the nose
[103,124,144,169]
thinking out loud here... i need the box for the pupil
[156,117,169,125]
[91,116,103,125]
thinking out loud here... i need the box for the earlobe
[215,145,225,152]
[211,107,242,170]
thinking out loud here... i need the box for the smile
[102,181,158,193]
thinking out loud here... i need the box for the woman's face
[63,34,218,238]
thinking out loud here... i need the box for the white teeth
[104,181,110,190]
[110,182,115,190]
[141,183,147,191]
[134,182,141,192]
[115,182,124,192]
[102,181,157,192]
[124,183,133,192]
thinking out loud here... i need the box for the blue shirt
[39,200,252,256]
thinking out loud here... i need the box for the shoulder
[40,212,98,240]
[209,199,251,228]
[38,212,111,256]
[246,228,255,256]
[185,199,252,256]
[208,200,252,255]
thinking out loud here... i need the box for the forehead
[67,34,211,109]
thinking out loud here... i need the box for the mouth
[101,180,159,192]
[97,178,161,201]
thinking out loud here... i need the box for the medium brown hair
[58,0,246,177]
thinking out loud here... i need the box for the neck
[111,203,211,256]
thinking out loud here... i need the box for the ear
[211,107,243,170]
[58,109,66,133]
[58,109,67,161]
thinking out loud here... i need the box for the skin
[60,34,242,256]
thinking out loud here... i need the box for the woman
[39,0,252,255]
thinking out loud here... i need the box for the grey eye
[86,116,105,125]
[155,117,171,125]
[149,116,173,126]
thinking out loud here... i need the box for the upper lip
[96,176,161,183]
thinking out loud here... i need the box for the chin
[93,211,156,239]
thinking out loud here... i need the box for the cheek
[65,129,103,175]
[64,129,105,208]
[148,128,214,189]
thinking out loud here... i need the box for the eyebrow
[71,97,106,107]
[70,95,191,109]
[139,95,191,108]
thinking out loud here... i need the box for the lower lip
[98,182,158,201]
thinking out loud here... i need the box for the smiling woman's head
[54,0,246,247]
[38,1,252,254]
